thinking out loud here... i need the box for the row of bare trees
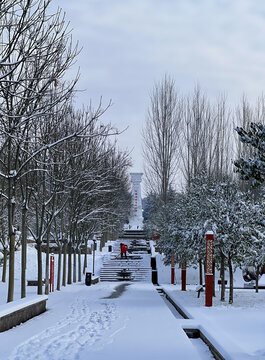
[0,1,131,302]
[143,76,236,198]
[143,76,265,196]
[142,76,235,281]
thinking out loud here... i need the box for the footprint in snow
[9,301,120,360]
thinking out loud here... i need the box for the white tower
[128,173,143,230]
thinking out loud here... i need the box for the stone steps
[120,230,146,240]
[100,239,152,282]
[100,268,151,282]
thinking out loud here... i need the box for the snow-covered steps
[120,229,147,240]
[100,240,152,282]
[100,267,151,282]
[115,239,151,254]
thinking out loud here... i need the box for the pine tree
[235,122,265,187]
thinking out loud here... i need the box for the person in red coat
[121,244,127,259]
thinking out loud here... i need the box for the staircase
[120,229,147,240]
[100,239,152,282]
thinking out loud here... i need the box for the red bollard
[50,254,54,292]
[205,231,214,307]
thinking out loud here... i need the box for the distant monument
[127,173,143,230]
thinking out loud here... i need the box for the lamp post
[92,238,96,276]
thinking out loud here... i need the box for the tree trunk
[181,259,186,291]
[2,248,7,282]
[7,176,16,303]
[100,231,108,251]
[57,245,62,291]
[37,241,43,295]
[78,249,82,282]
[62,242,67,287]
[199,258,203,289]
[21,204,27,298]
[228,256,233,304]
[171,251,175,284]
[7,232,15,302]
[255,265,259,293]
[67,241,72,284]
[100,233,104,251]
[73,249,76,283]
[220,251,225,302]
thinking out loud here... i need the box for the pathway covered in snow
[1,282,203,360]
[1,245,265,359]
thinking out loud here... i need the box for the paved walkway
[1,282,202,360]
[91,283,201,360]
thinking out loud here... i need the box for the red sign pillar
[205,231,214,307]
[171,251,175,284]
[181,259,186,291]
[50,254,54,292]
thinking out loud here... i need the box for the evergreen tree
[235,122,265,187]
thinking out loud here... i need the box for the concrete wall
[0,296,48,332]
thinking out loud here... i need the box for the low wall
[91,277,99,285]
[0,295,48,332]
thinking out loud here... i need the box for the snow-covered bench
[0,295,48,332]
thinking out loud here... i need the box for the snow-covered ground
[0,242,265,359]
[163,285,265,359]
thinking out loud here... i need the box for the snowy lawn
[0,243,104,305]
[163,284,265,360]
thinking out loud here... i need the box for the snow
[0,282,199,359]
[162,285,265,359]
[189,338,215,360]
[0,244,265,359]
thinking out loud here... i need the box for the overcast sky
[51,0,265,173]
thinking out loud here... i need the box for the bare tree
[143,74,181,203]
[180,86,233,187]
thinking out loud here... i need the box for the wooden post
[205,231,214,307]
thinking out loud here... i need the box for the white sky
[50,0,265,172]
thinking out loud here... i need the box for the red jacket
[121,244,127,253]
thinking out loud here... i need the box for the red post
[181,260,186,291]
[50,254,54,292]
[205,231,214,307]
[171,251,175,284]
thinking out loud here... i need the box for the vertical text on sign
[206,238,213,274]
[134,190,138,214]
